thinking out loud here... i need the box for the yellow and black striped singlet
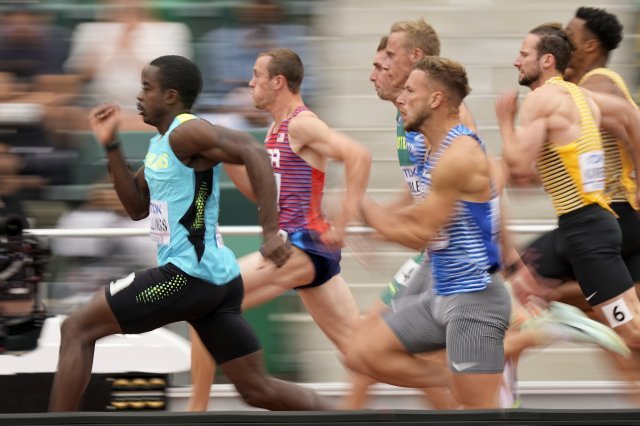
[537,76,610,216]
[579,68,637,207]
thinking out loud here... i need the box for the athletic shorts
[288,230,341,289]
[526,202,640,285]
[384,274,511,374]
[105,263,261,364]
[612,202,640,281]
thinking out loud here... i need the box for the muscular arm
[496,89,548,179]
[586,82,640,206]
[171,120,280,236]
[89,103,150,220]
[108,152,150,221]
[289,113,372,237]
[223,163,257,203]
[361,138,477,250]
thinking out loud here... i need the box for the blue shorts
[287,230,341,289]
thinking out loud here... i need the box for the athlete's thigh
[384,294,446,354]
[298,274,360,351]
[239,247,315,294]
[523,229,573,280]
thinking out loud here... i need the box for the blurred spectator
[64,0,192,130]
[0,5,72,83]
[196,0,315,114]
[0,5,81,221]
[198,84,271,130]
[48,181,155,314]
[0,142,45,218]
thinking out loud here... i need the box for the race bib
[579,150,605,193]
[401,165,423,200]
[274,172,281,212]
[392,257,421,287]
[601,298,633,328]
[149,199,170,245]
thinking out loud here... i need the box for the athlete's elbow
[127,206,149,221]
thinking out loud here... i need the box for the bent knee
[235,380,277,408]
[60,315,88,342]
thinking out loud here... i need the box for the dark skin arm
[171,119,290,265]
[90,103,291,267]
[90,103,150,220]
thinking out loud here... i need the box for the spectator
[196,0,315,109]
[64,0,192,130]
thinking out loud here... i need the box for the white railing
[25,223,556,238]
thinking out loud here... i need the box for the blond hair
[390,18,440,56]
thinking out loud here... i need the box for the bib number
[601,298,633,328]
[149,199,170,245]
[393,257,421,287]
[579,150,605,193]
[274,172,281,212]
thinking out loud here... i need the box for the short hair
[529,22,574,73]
[413,56,470,104]
[376,35,388,52]
[575,7,623,53]
[258,48,304,94]
[149,55,202,109]
[390,18,440,56]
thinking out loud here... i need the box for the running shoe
[546,301,631,357]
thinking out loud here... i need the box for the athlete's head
[514,23,573,88]
[385,18,440,91]
[138,55,202,125]
[565,7,622,77]
[370,35,388,89]
[370,35,399,102]
[250,48,304,109]
[397,56,470,132]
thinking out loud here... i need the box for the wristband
[105,140,121,152]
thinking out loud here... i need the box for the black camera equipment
[0,215,49,353]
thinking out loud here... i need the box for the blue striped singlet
[421,124,501,295]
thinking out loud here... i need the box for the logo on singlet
[145,152,170,171]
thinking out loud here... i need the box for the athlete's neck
[269,93,305,129]
[531,70,563,91]
[573,57,608,83]
[421,114,461,153]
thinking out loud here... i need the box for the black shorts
[612,202,640,281]
[524,204,633,305]
[105,263,261,364]
[287,230,341,289]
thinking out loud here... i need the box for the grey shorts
[384,274,511,374]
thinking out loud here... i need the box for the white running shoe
[545,301,631,357]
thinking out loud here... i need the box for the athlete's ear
[584,37,599,54]
[540,52,555,70]
[272,74,286,91]
[165,88,179,105]
[429,90,443,109]
[411,48,425,62]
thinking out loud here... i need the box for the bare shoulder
[582,73,626,98]
[288,110,328,142]
[170,117,214,142]
[520,84,563,118]
[434,135,484,179]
